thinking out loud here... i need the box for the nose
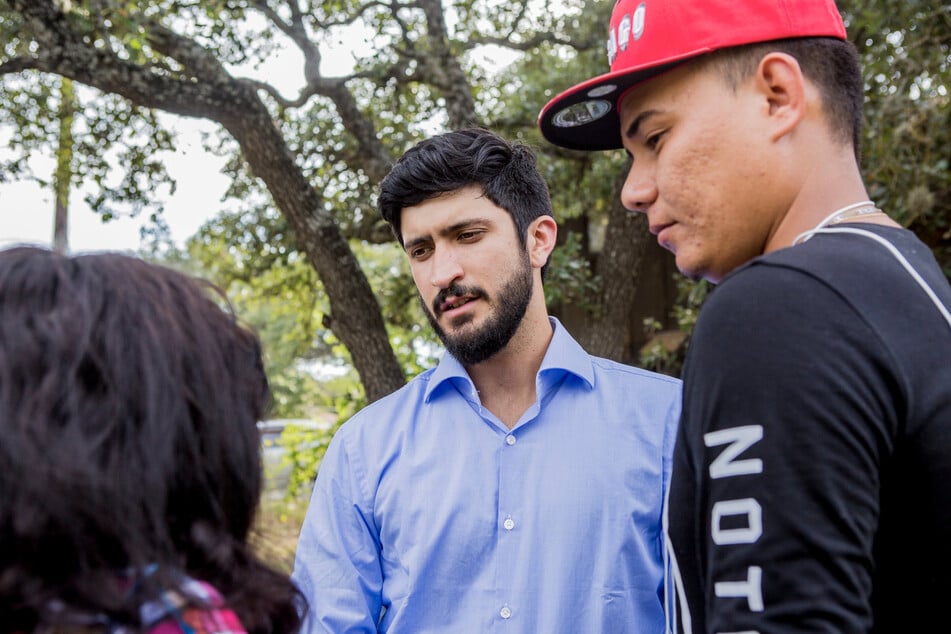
[429,246,463,289]
[620,160,657,215]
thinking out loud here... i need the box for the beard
[421,251,533,366]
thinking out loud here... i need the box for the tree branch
[145,21,229,82]
[415,0,478,128]
[0,57,42,75]
[466,31,587,51]
[252,0,323,86]
[308,0,391,30]
[9,0,251,123]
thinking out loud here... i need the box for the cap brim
[538,58,698,152]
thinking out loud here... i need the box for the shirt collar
[424,317,595,403]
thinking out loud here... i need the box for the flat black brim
[538,61,690,152]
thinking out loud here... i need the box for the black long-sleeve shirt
[666,224,951,633]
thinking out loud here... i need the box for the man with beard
[292,128,682,633]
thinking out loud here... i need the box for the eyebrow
[403,217,492,252]
[625,109,661,140]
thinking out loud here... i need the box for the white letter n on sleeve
[704,425,763,479]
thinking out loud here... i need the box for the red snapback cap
[538,0,847,151]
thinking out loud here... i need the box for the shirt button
[500,606,512,619]
[505,434,516,446]
[503,517,515,531]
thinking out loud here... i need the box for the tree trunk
[51,77,75,254]
[9,0,406,402]
[220,95,406,402]
[575,169,678,363]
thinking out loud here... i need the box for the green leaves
[0,72,177,225]
[841,0,950,275]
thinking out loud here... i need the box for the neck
[764,145,875,253]
[465,302,553,429]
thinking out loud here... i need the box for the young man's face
[618,62,782,283]
[400,185,535,365]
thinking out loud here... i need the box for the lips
[649,221,673,236]
[433,285,486,317]
[439,294,478,314]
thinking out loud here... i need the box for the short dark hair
[704,37,864,155]
[378,128,554,270]
[0,247,303,632]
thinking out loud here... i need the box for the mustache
[432,283,487,316]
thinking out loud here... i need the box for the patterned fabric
[26,571,246,634]
[142,578,247,634]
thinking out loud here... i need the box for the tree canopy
[2,0,948,405]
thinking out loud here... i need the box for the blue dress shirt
[293,318,681,633]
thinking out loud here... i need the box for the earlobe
[756,52,807,141]
[528,216,558,268]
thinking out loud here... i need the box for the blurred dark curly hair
[0,246,304,633]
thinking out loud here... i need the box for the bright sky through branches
[0,10,518,254]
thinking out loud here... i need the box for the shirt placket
[494,427,522,626]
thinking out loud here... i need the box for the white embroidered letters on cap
[607,28,618,65]
[632,3,646,40]
[618,14,631,52]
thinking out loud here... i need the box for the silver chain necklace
[794,200,882,245]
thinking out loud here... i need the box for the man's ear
[527,215,558,269]
[754,52,809,142]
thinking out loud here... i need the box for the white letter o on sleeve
[711,498,762,545]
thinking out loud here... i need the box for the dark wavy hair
[377,127,555,276]
[0,247,304,633]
